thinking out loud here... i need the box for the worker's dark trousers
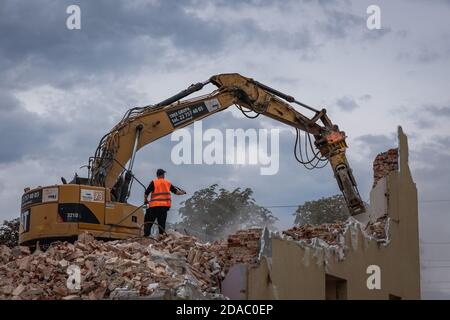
[144,206,169,236]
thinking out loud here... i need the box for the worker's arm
[144,181,154,203]
[170,184,186,195]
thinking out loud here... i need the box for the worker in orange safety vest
[144,168,186,236]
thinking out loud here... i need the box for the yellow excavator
[19,73,365,246]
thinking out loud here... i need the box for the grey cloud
[214,0,340,9]
[396,51,411,61]
[417,50,441,63]
[424,104,450,117]
[410,145,450,232]
[359,94,372,101]
[273,28,314,52]
[434,136,450,149]
[318,7,363,39]
[421,290,450,300]
[0,0,322,91]
[304,1,391,42]
[214,0,284,6]
[396,104,450,130]
[396,30,408,38]
[218,18,315,53]
[354,133,395,146]
[1,0,385,93]
[414,118,435,129]
[0,0,229,88]
[335,96,360,111]
[397,48,450,64]
[0,0,225,58]
[0,91,64,163]
[354,133,397,158]
[361,27,392,41]
[269,76,301,86]
[414,0,450,6]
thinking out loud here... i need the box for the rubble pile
[0,230,261,300]
[282,214,389,246]
[0,218,388,300]
[226,228,262,267]
[282,222,346,245]
[365,214,389,240]
[373,148,398,187]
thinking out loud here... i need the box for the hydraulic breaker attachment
[316,130,366,215]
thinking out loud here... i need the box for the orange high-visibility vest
[149,178,172,208]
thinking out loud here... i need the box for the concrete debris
[0,217,390,299]
[0,245,12,263]
[373,148,398,188]
[283,222,346,246]
[365,214,389,240]
[280,214,389,269]
[283,215,389,245]
[226,228,262,267]
[0,229,262,300]
[279,147,395,258]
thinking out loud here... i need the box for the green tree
[294,194,350,225]
[174,184,277,241]
[0,218,20,247]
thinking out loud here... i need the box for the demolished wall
[242,126,421,299]
[373,148,399,188]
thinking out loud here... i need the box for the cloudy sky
[1,0,449,298]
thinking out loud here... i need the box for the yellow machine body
[19,184,143,245]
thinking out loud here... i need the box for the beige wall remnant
[241,126,420,300]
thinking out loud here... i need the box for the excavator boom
[19,73,364,246]
[91,73,365,215]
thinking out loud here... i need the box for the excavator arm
[89,73,365,215]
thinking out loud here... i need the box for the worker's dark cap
[156,168,166,176]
